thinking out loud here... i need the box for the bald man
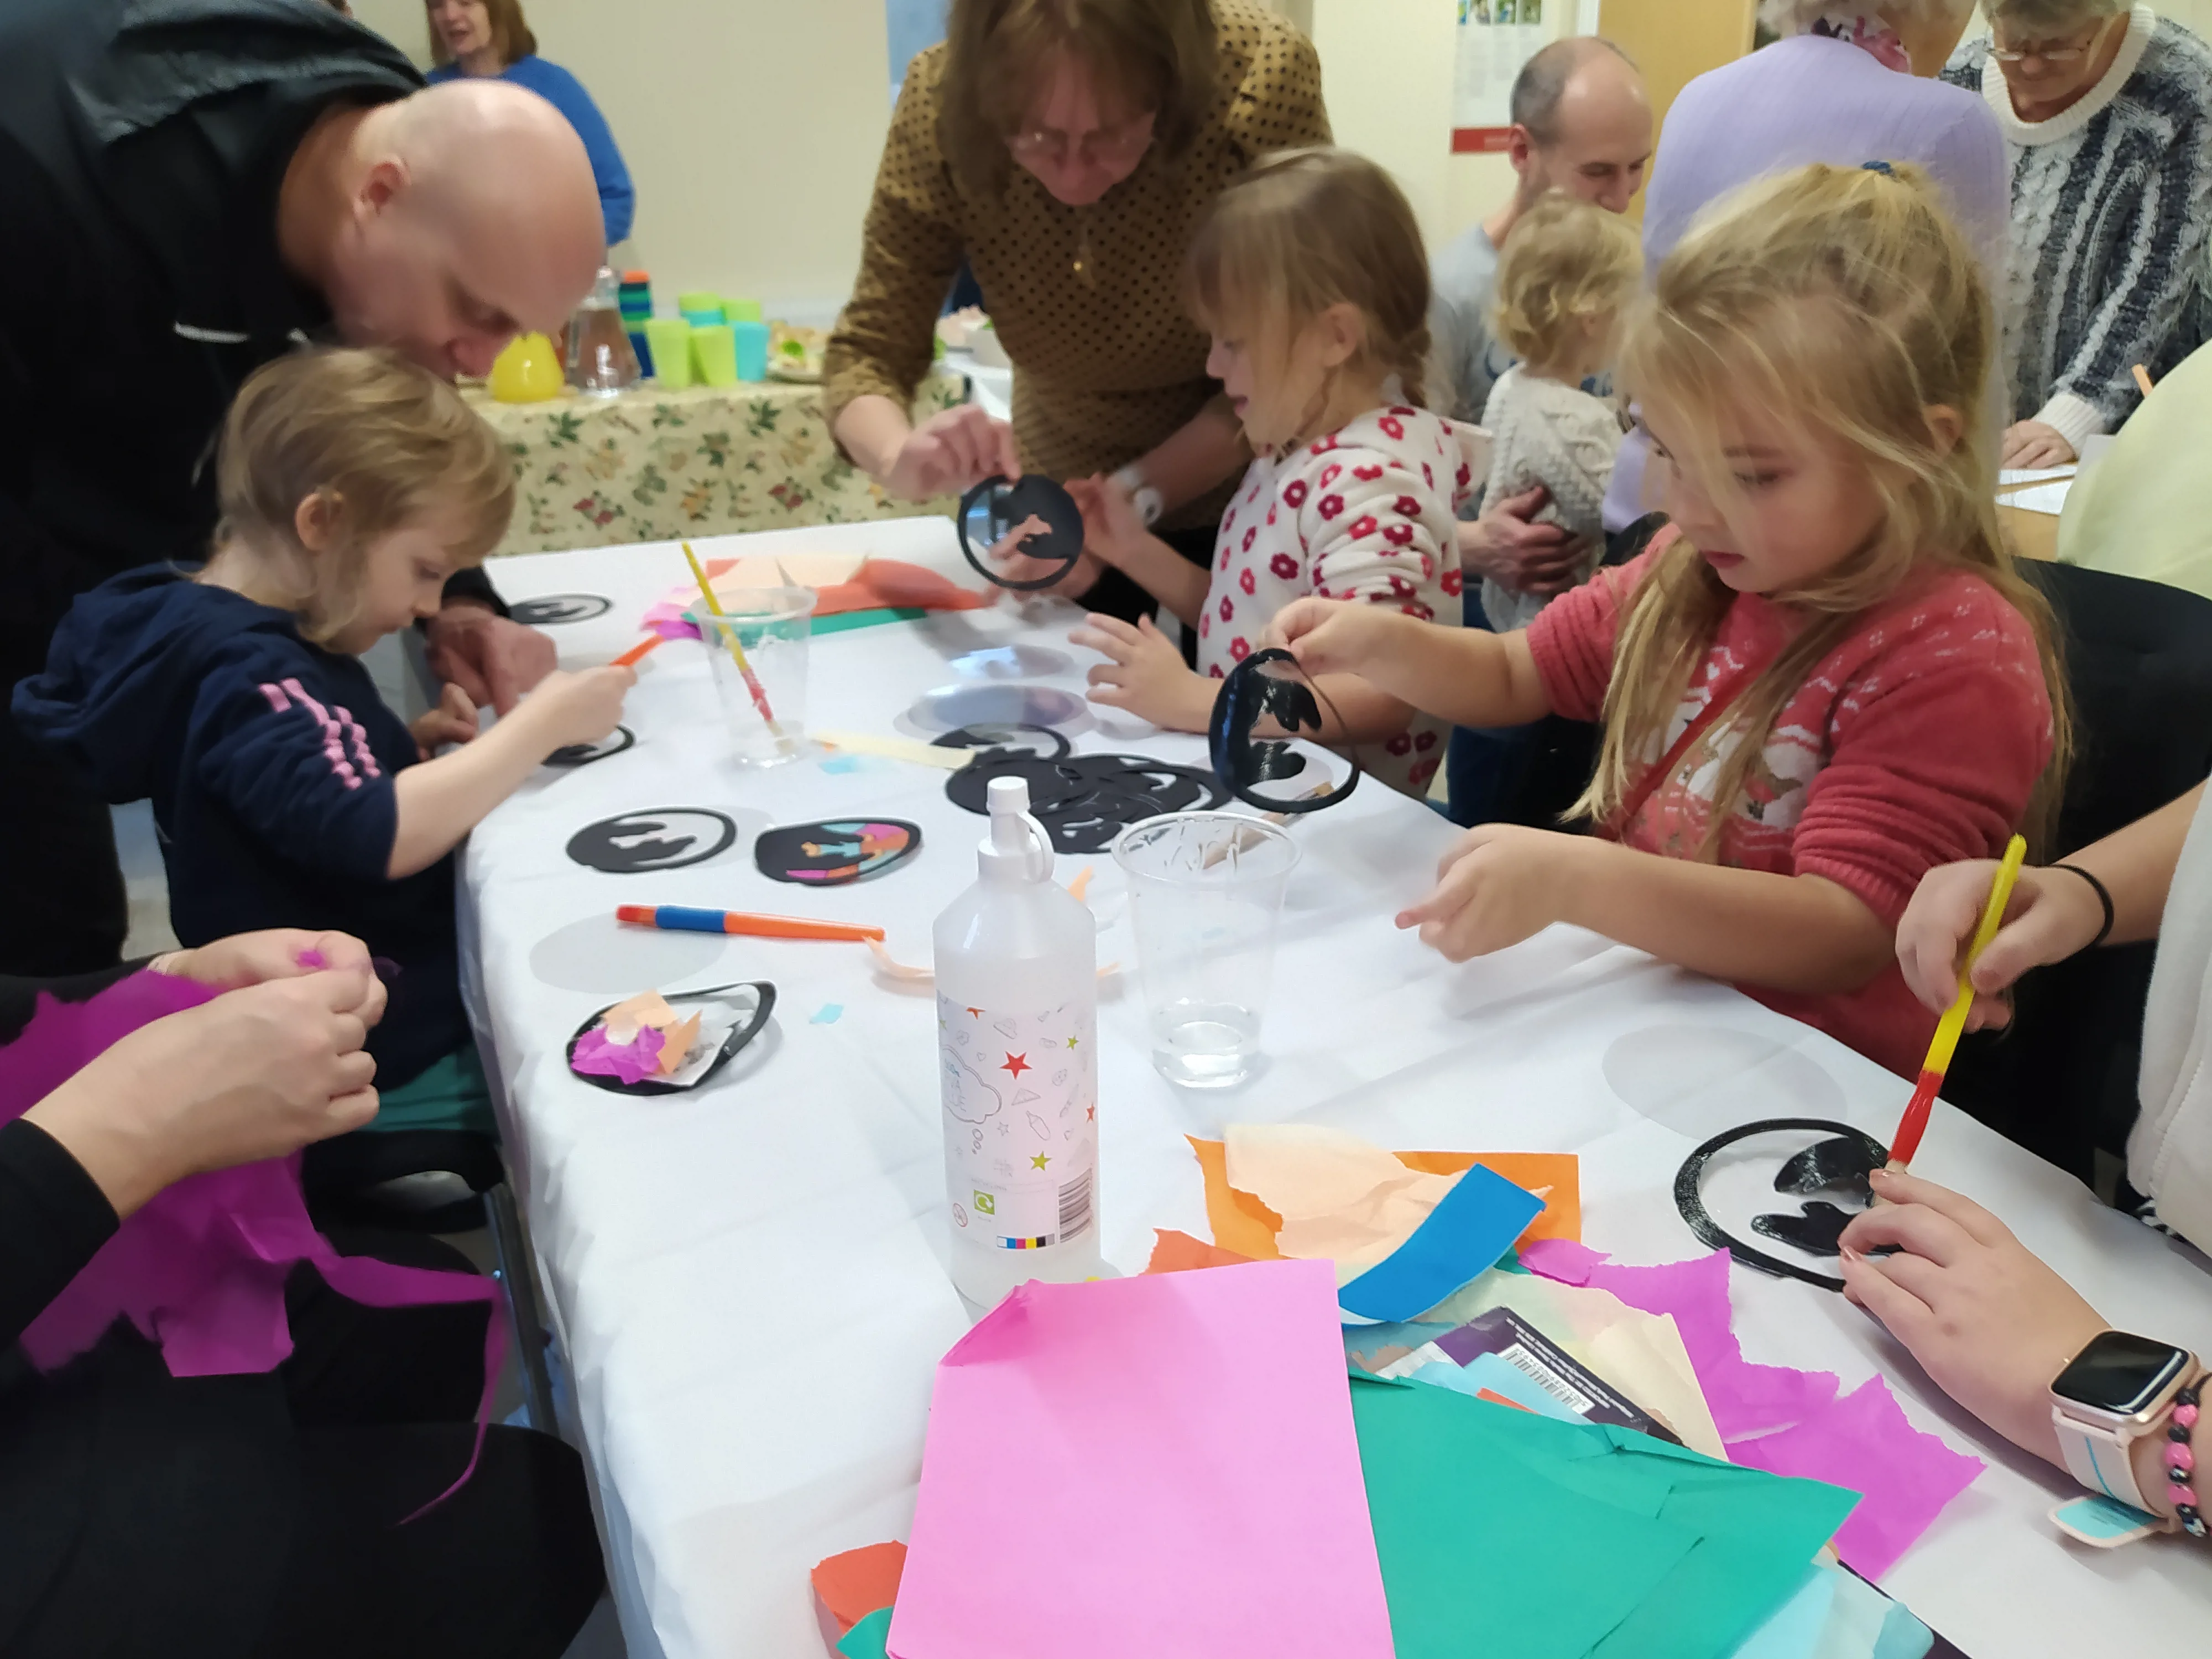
[0,0,604,975]
[1432,36,1652,604]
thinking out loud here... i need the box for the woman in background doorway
[1945,2,2212,467]
[425,0,635,246]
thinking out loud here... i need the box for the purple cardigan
[1605,35,2008,529]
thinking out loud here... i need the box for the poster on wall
[1451,2,1556,153]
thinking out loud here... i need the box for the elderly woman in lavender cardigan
[1603,1,2005,530]
[1947,2,2212,467]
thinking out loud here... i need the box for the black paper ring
[512,594,613,624]
[546,726,636,768]
[565,808,739,874]
[1674,1118,1890,1293]
[565,980,777,1096]
[933,722,1073,760]
[956,474,1085,591]
[1208,648,1361,813]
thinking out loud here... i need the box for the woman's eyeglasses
[1990,24,2106,64]
[1006,112,1157,170]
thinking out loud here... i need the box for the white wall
[349,0,893,321]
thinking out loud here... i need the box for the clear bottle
[932,776,1100,1308]
[565,265,642,395]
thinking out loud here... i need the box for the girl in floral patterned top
[1068,147,1475,798]
[1271,161,2073,1079]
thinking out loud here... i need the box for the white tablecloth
[463,519,2212,1659]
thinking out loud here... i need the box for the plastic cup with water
[699,586,814,765]
[1112,812,1299,1088]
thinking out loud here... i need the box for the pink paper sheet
[888,1259,1393,1659]
[1730,1376,1985,1579]
[1519,1238,1839,1440]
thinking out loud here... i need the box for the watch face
[2051,1331,2192,1416]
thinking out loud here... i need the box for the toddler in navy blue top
[14,348,633,1121]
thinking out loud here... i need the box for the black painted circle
[753,818,923,885]
[932,722,1072,760]
[545,726,636,768]
[956,474,1085,591]
[513,593,613,624]
[565,808,739,873]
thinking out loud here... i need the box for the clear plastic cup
[700,586,813,765]
[1112,812,1299,1088]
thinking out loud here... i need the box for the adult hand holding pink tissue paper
[3,968,503,1518]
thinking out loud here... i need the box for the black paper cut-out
[1674,1118,1890,1292]
[565,980,776,1096]
[1774,1134,1882,1201]
[957,474,1086,591]
[512,594,613,624]
[566,808,738,874]
[1208,648,1361,812]
[944,750,1228,854]
[754,818,922,885]
[546,726,636,768]
[933,722,1072,761]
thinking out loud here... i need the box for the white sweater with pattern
[1945,8,2212,449]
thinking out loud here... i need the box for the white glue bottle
[933,775,1100,1308]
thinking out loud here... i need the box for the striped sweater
[1945,8,2212,450]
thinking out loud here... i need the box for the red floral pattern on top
[1196,405,1477,801]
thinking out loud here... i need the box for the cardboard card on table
[888,1260,1392,1659]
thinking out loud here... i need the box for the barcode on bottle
[1057,1169,1094,1240]
[1499,1343,1597,1416]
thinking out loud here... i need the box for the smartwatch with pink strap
[2047,1329,2205,1545]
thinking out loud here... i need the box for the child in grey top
[1478,194,1640,632]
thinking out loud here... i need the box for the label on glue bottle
[937,993,1097,1251]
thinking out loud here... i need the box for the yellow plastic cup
[691,323,738,387]
[644,317,693,389]
[723,296,764,323]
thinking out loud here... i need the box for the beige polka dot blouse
[822,0,1331,531]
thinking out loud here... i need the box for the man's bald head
[314,79,605,378]
[1505,38,1654,217]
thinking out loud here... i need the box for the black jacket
[0,0,500,689]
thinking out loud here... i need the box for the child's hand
[1896,861,2105,1032]
[1070,614,1215,731]
[1267,596,1400,678]
[410,682,479,760]
[1839,1168,2109,1468]
[1396,825,1580,961]
[1065,474,1151,572]
[518,665,634,752]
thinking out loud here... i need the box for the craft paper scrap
[1344,1319,1457,1376]
[1409,1270,1728,1460]
[888,1260,1392,1659]
[1728,1376,1984,1580]
[1191,1134,1579,1266]
[814,730,973,769]
[1142,1229,1256,1275]
[837,1608,893,1659]
[1728,1566,1834,1659]
[1228,1123,1458,1273]
[571,1021,665,1084]
[1338,1162,1547,1323]
[1521,1239,1840,1442]
[811,1542,907,1637]
[1351,1379,1857,1659]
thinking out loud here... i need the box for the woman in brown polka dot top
[823,0,1331,619]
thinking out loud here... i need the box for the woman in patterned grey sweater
[1945,3,2212,466]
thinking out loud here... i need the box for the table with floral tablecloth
[466,372,967,556]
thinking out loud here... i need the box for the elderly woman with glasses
[1944,2,2212,467]
[823,0,1329,621]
